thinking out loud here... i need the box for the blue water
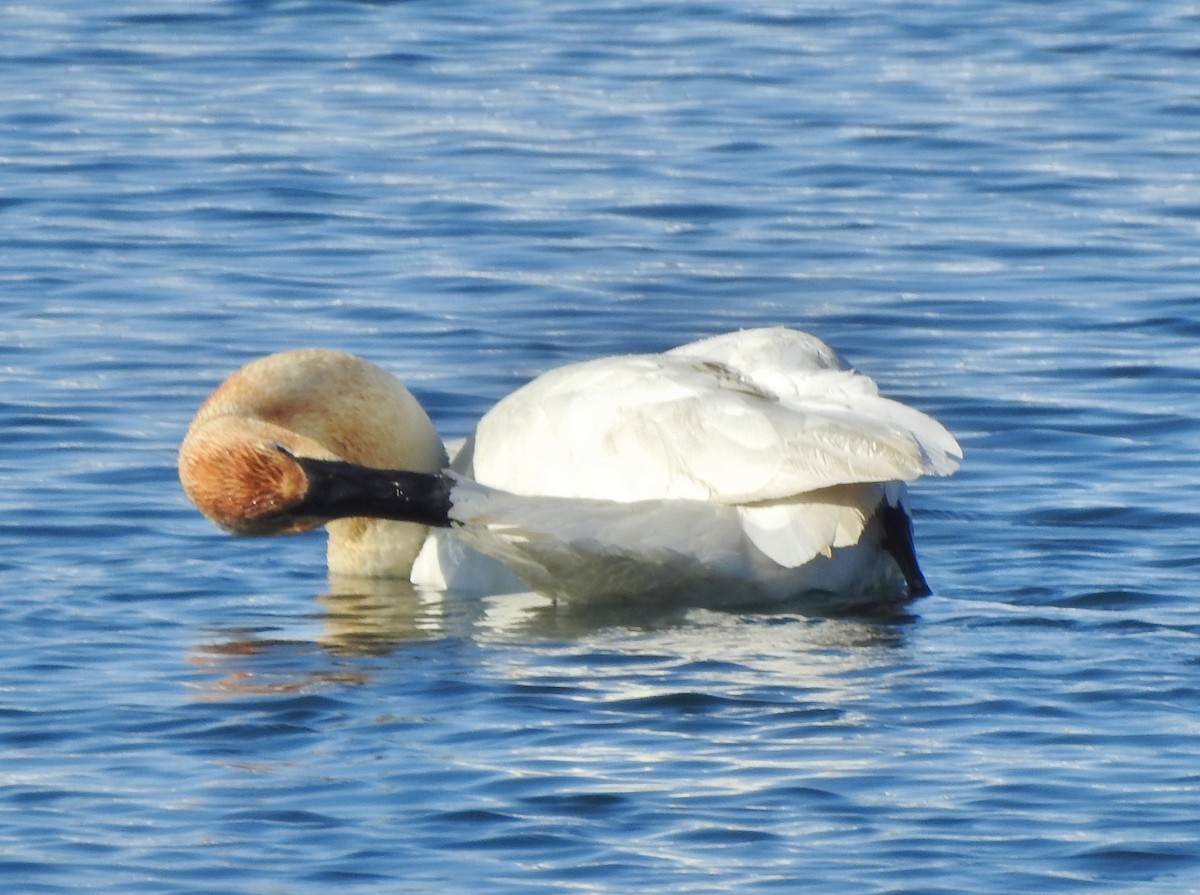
[3,1,1200,892]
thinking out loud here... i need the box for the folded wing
[470,327,961,507]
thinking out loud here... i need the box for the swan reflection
[187,580,913,700]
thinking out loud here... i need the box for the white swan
[179,327,961,610]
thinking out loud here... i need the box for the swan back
[468,327,961,505]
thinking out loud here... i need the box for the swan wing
[471,327,961,504]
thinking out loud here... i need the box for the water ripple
[3,0,1200,893]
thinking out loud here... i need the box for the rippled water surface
[4,1,1200,892]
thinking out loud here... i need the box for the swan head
[179,349,448,576]
[178,416,332,536]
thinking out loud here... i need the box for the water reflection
[319,577,917,650]
[188,578,914,700]
[318,579,466,653]
[188,638,375,697]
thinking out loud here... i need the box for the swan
[178,327,961,610]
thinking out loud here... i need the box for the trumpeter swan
[179,327,961,610]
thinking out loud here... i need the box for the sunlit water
[3,2,1200,892]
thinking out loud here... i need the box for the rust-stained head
[178,349,447,552]
[178,415,332,535]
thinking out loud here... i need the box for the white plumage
[413,327,960,607]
